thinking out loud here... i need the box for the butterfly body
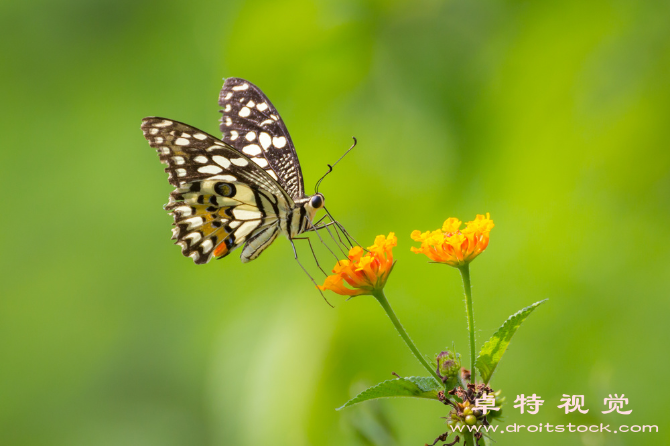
[141,78,325,264]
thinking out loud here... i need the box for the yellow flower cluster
[410,214,494,267]
[318,233,397,296]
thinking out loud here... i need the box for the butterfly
[141,78,327,265]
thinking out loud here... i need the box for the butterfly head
[302,193,325,227]
[296,193,325,236]
[309,193,325,210]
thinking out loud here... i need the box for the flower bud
[436,350,461,383]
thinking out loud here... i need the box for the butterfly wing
[141,117,291,264]
[218,78,305,200]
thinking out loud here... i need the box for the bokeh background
[2,0,669,445]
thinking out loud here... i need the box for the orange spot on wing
[213,243,228,257]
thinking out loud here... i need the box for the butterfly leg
[322,206,362,249]
[309,220,351,254]
[290,238,333,308]
[306,214,356,258]
[329,220,355,250]
[311,214,329,228]
[321,222,349,257]
[334,220,360,249]
[308,221,335,231]
[309,218,349,252]
[292,237,328,277]
[305,219,342,263]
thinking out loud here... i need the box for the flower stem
[463,431,476,446]
[458,264,476,384]
[372,290,442,385]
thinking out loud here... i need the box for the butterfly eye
[310,194,324,209]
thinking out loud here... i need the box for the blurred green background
[1,0,669,445]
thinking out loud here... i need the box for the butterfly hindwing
[141,117,291,264]
[218,78,305,200]
[163,180,280,264]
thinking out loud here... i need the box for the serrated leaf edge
[475,299,548,384]
[336,376,442,410]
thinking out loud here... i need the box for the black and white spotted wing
[141,117,292,264]
[219,78,304,200]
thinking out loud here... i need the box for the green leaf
[337,376,442,410]
[476,299,547,384]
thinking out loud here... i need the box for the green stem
[458,264,476,384]
[372,289,442,385]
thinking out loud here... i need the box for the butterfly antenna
[314,165,332,194]
[315,137,357,194]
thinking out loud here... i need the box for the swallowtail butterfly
[141,78,327,265]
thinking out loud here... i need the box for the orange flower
[318,233,397,296]
[410,214,494,267]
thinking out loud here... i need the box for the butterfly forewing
[219,78,305,199]
[141,117,291,264]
